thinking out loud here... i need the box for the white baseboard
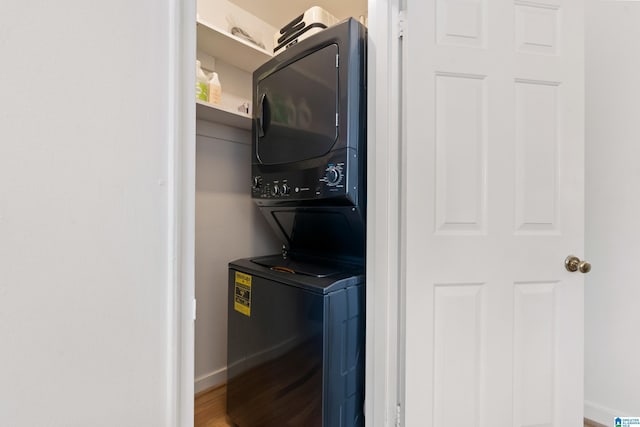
[195,366,227,394]
[585,400,626,426]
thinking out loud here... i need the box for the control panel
[252,161,354,203]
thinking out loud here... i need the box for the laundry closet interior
[194,0,369,422]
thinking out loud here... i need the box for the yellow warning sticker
[234,272,252,317]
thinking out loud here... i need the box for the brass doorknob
[565,255,591,274]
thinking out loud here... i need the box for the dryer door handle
[258,93,270,138]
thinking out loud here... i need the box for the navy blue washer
[227,256,365,427]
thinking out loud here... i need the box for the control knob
[252,176,262,190]
[325,166,342,186]
[271,184,280,196]
[282,183,290,195]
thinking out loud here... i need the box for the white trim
[168,0,196,426]
[585,400,626,425]
[366,0,402,426]
[195,367,227,394]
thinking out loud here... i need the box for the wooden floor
[584,419,607,427]
[195,384,232,427]
[195,384,597,427]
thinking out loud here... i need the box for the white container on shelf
[209,72,222,105]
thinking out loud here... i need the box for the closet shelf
[196,100,252,130]
[197,17,272,73]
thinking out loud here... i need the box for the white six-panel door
[402,0,584,425]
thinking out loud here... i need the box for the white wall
[194,121,279,393]
[193,1,279,394]
[585,0,640,422]
[0,1,183,425]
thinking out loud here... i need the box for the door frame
[172,0,401,425]
[171,0,197,425]
[365,0,403,426]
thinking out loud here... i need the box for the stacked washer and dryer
[226,16,367,427]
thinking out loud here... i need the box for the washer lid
[251,254,360,278]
